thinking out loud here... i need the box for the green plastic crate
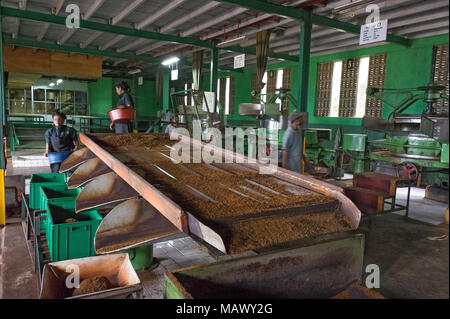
[38,187,81,234]
[46,201,102,261]
[29,173,67,210]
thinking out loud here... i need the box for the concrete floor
[1,152,448,299]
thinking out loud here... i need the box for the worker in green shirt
[110,81,135,134]
[44,111,79,173]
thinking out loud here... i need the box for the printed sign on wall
[360,19,388,45]
[234,54,245,69]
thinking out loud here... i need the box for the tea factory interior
[0,0,448,300]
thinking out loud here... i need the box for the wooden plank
[3,45,50,74]
[3,45,102,79]
[50,51,102,78]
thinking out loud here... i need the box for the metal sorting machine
[57,133,363,298]
[362,85,449,193]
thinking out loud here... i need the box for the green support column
[210,46,219,112]
[133,74,139,132]
[297,9,312,113]
[163,67,170,112]
[0,14,6,226]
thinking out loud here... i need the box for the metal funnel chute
[95,198,182,254]
[59,148,97,173]
[67,158,112,189]
[76,172,139,213]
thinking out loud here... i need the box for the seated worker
[110,81,135,134]
[165,116,178,134]
[44,111,79,173]
[281,111,307,174]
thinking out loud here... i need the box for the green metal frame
[0,7,213,49]
[297,9,312,112]
[4,36,161,63]
[0,7,296,63]
[215,0,411,47]
[8,121,53,155]
[0,14,5,170]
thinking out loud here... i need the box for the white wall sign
[360,19,388,45]
[171,69,179,81]
[138,76,144,85]
[234,54,245,69]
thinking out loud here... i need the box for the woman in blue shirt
[44,111,79,173]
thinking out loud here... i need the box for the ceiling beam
[273,9,450,53]
[1,6,214,48]
[36,0,64,41]
[58,0,106,45]
[214,0,411,47]
[12,0,26,38]
[80,0,146,48]
[3,36,161,63]
[1,6,297,62]
[135,3,246,55]
[2,36,241,73]
[134,1,221,55]
[116,0,188,53]
[146,0,307,59]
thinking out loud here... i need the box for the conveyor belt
[69,133,361,254]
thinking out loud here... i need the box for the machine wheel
[397,162,419,181]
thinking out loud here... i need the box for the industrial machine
[238,88,307,160]
[303,128,344,178]
[342,133,371,174]
[169,89,223,140]
[363,84,449,199]
[42,133,366,299]
[58,133,360,255]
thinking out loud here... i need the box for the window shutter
[365,54,387,118]
[266,70,277,94]
[282,68,291,89]
[432,44,449,115]
[339,58,359,118]
[229,77,235,115]
[314,62,333,117]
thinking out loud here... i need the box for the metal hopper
[59,148,97,173]
[67,157,112,189]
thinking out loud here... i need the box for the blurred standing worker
[44,111,79,173]
[281,111,307,174]
[206,120,224,146]
[165,115,178,134]
[110,81,135,134]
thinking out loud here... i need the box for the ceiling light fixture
[128,69,142,75]
[161,57,180,66]
[217,35,247,47]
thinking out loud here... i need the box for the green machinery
[363,84,449,189]
[304,128,343,178]
[304,128,370,178]
[342,133,370,174]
